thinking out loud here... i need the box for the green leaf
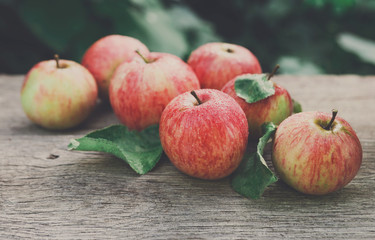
[68,125,163,175]
[231,122,278,199]
[337,32,375,65]
[18,0,88,53]
[304,0,355,13]
[277,56,324,74]
[92,0,188,57]
[167,5,222,53]
[234,74,275,103]
[292,99,303,113]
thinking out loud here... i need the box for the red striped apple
[272,110,362,195]
[82,35,149,99]
[159,89,249,180]
[109,51,200,131]
[21,55,98,130]
[221,69,293,138]
[187,42,262,90]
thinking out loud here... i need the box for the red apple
[187,42,262,90]
[109,51,200,131]
[82,34,149,99]
[21,55,98,130]
[221,72,293,138]
[272,110,362,195]
[159,89,249,180]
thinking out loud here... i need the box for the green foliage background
[1,0,374,74]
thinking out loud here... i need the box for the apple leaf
[18,0,88,52]
[231,122,278,199]
[292,99,303,113]
[92,1,189,57]
[68,125,163,175]
[234,74,275,103]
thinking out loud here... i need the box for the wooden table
[1,75,374,239]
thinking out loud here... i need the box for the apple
[109,51,200,131]
[82,34,149,99]
[272,110,362,195]
[21,55,98,130]
[159,89,249,180]
[221,67,293,138]
[187,42,262,90]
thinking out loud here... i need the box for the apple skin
[109,52,200,131]
[82,34,149,99]
[272,111,362,195]
[221,75,293,138]
[159,89,249,180]
[187,42,262,90]
[21,58,98,130]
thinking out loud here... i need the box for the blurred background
[1,0,374,75]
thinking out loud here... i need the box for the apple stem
[324,109,338,130]
[190,90,202,105]
[267,64,280,80]
[135,49,149,64]
[226,48,234,53]
[54,54,61,68]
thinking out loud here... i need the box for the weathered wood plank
[1,75,374,239]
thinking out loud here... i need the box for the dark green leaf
[68,125,163,175]
[337,33,375,65]
[292,99,303,113]
[234,74,275,103]
[231,122,278,199]
[18,0,88,52]
[92,0,188,57]
[304,0,355,13]
[167,5,221,52]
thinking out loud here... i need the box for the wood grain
[1,75,374,239]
